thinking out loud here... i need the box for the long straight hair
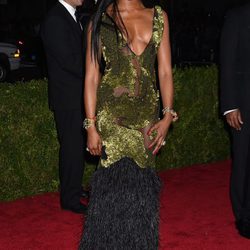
[90,0,121,64]
[90,0,155,64]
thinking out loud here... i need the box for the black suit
[41,2,86,208]
[220,4,250,221]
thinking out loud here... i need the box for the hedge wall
[156,66,230,169]
[0,66,230,201]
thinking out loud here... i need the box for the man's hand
[226,109,243,130]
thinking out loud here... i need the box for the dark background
[0,0,249,80]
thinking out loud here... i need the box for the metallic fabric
[97,6,164,168]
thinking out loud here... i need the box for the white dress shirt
[59,0,77,22]
[224,109,238,115]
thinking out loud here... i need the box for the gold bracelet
[83,117,96,129]
[162,107,178,122]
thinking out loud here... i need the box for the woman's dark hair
[90,0,156,64]
[90,0,125,64]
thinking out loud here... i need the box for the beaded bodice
[96,5,164,168]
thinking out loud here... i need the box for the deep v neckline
[105,7,156,57]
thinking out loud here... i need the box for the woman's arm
[84,24,102,156]
[157,11,174,117]
[148,11,175,155]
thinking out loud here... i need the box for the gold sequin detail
[153,6,164,49]
[97,6,164,168]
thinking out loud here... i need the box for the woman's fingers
[149,132,165,154]
[95,142,102,156]
[148,124,159,149]
[147,124,157,136]
[152,137,165,155]
[91,148,99,156]
[98,142,102,155]
[89,146,96,156]
[148,120,170,154]
[93,145,101,156]
[148,133,160,149]
[148,125,165,153]
[88,144,101,156]
[87,133,102,155]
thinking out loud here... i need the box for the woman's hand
[86,126,102,156]
[148,114,173,155]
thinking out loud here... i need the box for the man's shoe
[62,203,87,215]
[81,189,90,199]
[236,218,250,239]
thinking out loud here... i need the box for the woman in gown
[79,0,176,248]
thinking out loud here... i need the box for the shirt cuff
[223,109,238,115]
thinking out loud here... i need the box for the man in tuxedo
[220,3,250,238]
[41,0,88,214]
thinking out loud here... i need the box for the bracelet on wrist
[83,117,96,130]
[162,107,178,122]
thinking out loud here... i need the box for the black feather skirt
[79,157,161,250]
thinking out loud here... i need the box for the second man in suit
[220,3,250,238]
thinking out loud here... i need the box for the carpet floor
[1,160,250,250]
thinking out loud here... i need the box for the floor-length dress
[79,5,164,249]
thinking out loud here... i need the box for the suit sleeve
[41,15,82,78]
[220,10,240,113]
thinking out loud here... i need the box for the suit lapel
[57,2,82,37]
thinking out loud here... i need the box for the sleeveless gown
[79,6,164,249]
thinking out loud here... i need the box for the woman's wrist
[86,126,98,133]
[83,116,96,130]
[162,106,178,122]
[162,112,173,121]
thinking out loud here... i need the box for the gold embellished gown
[79,6,164,250]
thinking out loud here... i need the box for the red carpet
[1,160,250,250]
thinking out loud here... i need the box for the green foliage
[0,80,58,200]
[156,66,230,169]
[0,66,230,200]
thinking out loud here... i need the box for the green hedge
[0,66,230,201]
[157,66,230,169]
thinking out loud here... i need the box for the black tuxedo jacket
[220,4,250,113]
[41,2,85,110]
